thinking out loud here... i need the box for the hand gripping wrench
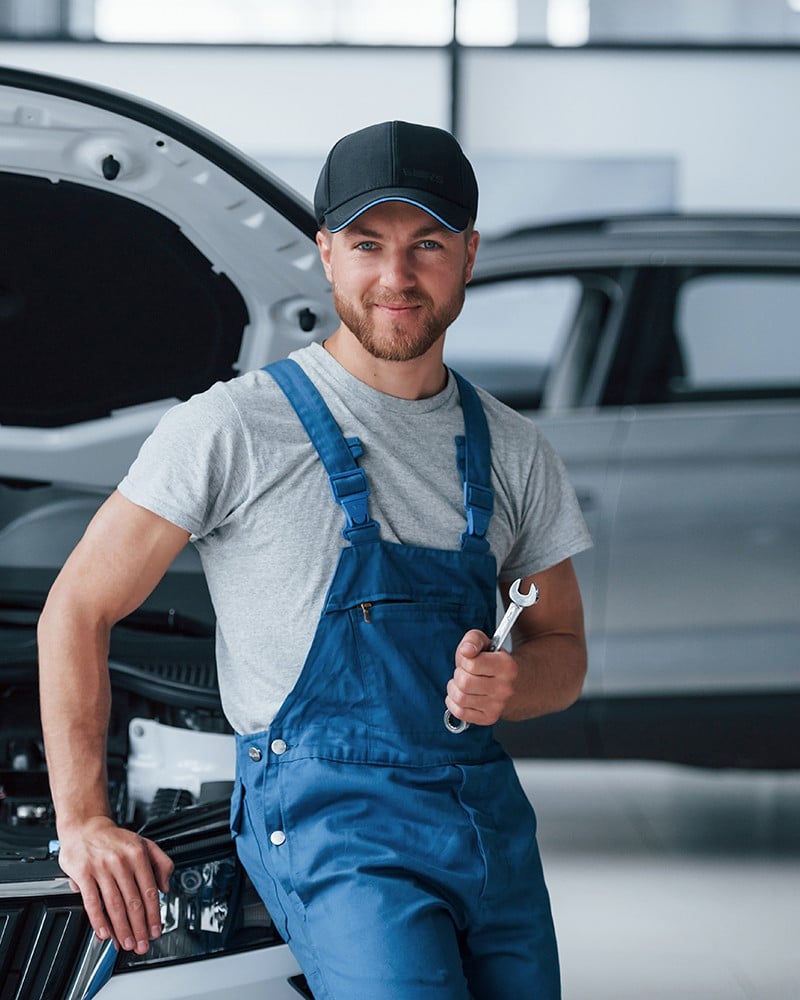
[443,578,539,734]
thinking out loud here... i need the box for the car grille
[0,892,92,1000]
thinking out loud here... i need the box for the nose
[379,247,417,292]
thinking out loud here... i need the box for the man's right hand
[57,816,174,953]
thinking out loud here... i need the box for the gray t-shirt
[119,343,591,734]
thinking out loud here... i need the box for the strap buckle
[461,480,494,552]
[328,468,379,542]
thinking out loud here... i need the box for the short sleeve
[500,430,592,581]
[117,382,251,540]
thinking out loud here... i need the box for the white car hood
[0,66,335,488]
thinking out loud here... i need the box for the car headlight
[115,798,281,972]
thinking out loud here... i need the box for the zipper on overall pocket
[356,597,468,625]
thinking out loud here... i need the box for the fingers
[75,875,118,949]
[93,869,145,953]
[59,822,172,954]
[96,854,157,953]
[446,631,518,726]
[146,837,175,895]
[456,629,487,662]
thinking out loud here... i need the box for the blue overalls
[230,359,560,999]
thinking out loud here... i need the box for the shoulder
[131,370,297,472]
[470,383,577,504]
[165,368,289,427]
[471,384,546,457]
[214,367,287,408]
[473,384,537,429]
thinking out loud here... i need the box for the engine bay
[0,597,234,880]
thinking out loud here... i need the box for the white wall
[0,43,451,155]
[462,47,800,214]
[1,41,796,224]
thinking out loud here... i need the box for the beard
[332,284,466,363]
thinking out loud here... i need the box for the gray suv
[446,216,800,769]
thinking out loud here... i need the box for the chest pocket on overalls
[320,531,498,741]
[350,587,488,737]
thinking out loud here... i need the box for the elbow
[37,579,71,647]
[562,638,588,710]
[37,581,112,664]
[37,591,59,652]
[544,635,587,716]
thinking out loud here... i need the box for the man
[38,120,591,998]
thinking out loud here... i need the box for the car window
[672,273,800,401]
[446,276,582,408]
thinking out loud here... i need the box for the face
[316,201,480,363]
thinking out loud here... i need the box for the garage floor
[516,761,800,1000]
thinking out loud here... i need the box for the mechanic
[38,120,591,999]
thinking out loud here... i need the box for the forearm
[35,492,187,951]
[38,596,114,833]
[501,630,587,722]
[38,587,174,954]
[38,492,191,827]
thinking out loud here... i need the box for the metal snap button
[270,830,286,846]
[270,738,288,756]
[248,746,262,762]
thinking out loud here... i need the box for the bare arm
[38,490,191,953]
[445,557,587,726]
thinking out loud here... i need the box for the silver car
[446,216,800,769]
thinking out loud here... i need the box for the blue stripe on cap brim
[327,196,464,233]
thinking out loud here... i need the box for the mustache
[368,292,430,307]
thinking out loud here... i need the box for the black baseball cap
[314,120,478,233]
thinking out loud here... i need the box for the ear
[464,229,480,285]
[316,229,333,282]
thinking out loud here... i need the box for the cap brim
[323,189,472,233]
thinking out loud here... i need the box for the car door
[446,269,628,759]
[599,267,800,761]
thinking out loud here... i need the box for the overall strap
[267,358,380,545]
[451,369,494,554]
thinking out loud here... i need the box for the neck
[322,327,448,400]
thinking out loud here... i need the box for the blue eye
[420,240,440,250]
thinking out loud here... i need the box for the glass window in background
[674,273,800,400]
[445,276,582,408]
[4,1,800,45]
[457,0,800,47]
[94,0,454,44]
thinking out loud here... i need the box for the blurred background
[1,3,798,998]
[2,0,800,233]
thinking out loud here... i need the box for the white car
[0,65,334,1000]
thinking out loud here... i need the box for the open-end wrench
[443,578,539,734]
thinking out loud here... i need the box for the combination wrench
[443,577,539,734]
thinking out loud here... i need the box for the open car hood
[0,66,336,488]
